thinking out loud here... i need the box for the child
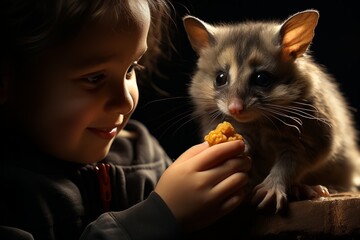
[0,0,251,239]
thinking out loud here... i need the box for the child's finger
[219,187,247,214]
[173,142,209,165]
[210,172,248,199]
[190,140,246,171]
[203,157,250,187]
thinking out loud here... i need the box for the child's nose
[104,80,135,114]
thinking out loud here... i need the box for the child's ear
[182,15,215,55]
[280,9,319,61]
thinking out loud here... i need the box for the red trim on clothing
[95,163,112,212]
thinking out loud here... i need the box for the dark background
[133,0,360,159]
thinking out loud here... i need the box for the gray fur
[184,10,360,212]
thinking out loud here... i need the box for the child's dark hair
[0,0,173,78]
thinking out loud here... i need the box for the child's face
[5,1,150,163]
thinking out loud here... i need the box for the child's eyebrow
[74,47,147,69]
[74,53,117,68]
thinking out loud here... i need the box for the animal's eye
[251,71,273,88]
[215,71,228,87]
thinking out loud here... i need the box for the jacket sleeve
[80,191,184,240]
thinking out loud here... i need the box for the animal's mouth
[228,110,261,123]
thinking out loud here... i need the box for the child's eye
[126,61,145,80]
[81,72,106,86]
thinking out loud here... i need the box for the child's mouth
[87,127,118,140]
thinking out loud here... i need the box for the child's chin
[75,149,110,164]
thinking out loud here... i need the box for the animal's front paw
[252,177,287,213]
[290,184,330,200]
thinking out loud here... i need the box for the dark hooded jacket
[0,120,183,240]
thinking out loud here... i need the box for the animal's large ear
[280,9,319,60]
[183,16,215,55]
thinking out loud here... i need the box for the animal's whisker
[153,108,197,138]
[170,112,203,138]
[139,96,191,108]
[265,111,302,135]
[259,106,304,127]
[266,107,303,125]
[263,103,332,127]
[293,101,319,111]
[272,105,317,114]
[142,93,222,140]
[137,102,192,124]
[259,111,281,134]
[209,110,223,122]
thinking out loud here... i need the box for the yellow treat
[204,121,244,146]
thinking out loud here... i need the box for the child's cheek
[62,102,96,130]
[51,100,98,141]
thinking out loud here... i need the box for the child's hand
[155,140,251,232]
